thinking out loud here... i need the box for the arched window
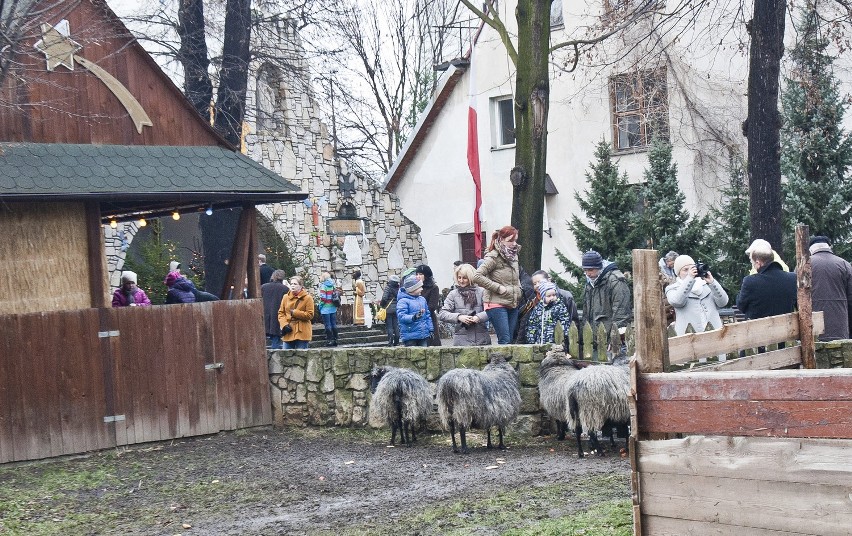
[338,202,358,219]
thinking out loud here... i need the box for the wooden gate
[0,300,271,463]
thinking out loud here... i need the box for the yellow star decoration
[33,19,153,133]
[34,21,81,71]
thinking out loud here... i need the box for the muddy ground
[0,427,632,535]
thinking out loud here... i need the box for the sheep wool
[436,352,521,454]
[367,365,432,446]
[537,347,582,441]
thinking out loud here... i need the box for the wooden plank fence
[0,300,271,463]
[629,242,851,536]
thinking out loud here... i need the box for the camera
[695,262,710,278]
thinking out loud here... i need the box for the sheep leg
[395,398,406,445]
[459,425,469,454]
[574,423,585,458]
[556,420,567,441]
[497,426,507,450]
[449,420,459,453]
[409,423,417,443]
[486,428,493,449]
[390,422,398,445]
[588,430,604,456]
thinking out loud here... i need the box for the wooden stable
[628,244,852,535]
[0,300,271,463]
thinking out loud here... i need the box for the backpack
[331,289,341,307]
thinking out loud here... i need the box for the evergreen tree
[708,156,751,298]
[123,221,184,305]
[639,139,713,266]
[781,4,852,259]
[560,140,640,285]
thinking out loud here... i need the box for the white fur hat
[120,271,137,284]
[673,255,695,277]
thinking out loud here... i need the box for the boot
[332,327,339,347]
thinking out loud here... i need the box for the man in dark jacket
[379,275,401,346]
[809,236,852,340]
[258,254,275,285]
[581,251,633,356]
[737,239,797,320]
[261,270,289,349]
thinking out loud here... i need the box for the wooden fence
[629,245,851,535]
[0,300,271,463]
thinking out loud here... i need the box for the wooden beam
[84,202,109,308]
[796,224,816,368]
[668,311,824,364]
[632,249,668,372]
[219,208,253,299]
[245,205,260,299]
[635,368,852,437]
[683,345,801,372]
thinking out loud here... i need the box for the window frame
[609,67,669,153]
[490,95,516,149]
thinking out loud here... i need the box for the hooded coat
[111,287,152,307]
[166,277,197,304]
[582,262,633,335]
[396,289,433,342]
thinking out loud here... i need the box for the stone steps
[308,324,389,348]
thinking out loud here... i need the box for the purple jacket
[112,287,152,307]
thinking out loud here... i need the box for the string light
[172,211,180,221]
[205,204,213,216]
[138,218,147,227]
[109,219,117,228]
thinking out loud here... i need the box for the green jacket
[583,262,633,336]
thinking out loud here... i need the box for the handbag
[281,324,293,335]
[375,299,393,322]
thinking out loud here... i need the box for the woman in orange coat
[278,275,315,349]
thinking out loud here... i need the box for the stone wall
[815,340,852,369]
[267,345,552,437]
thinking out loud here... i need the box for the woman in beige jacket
[278,276,315,349]
[473,225,522,344]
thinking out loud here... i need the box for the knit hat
[581,250,603,269]
[389,275,400,283]
[121,271,137,284]
[745,239,772,257]
[537,280,557,296]
[672,255,695,277]
[169,261,181,272]
[164,271,181,287]
[402,276,423,293]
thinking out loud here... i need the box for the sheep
[538,348,631,457]
[436,352,521,454]
[367,365,432,446]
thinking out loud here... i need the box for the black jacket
[380,281,400,314]
[737,261,797,319]
[261,281,289,336]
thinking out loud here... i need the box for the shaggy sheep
[436,352,521,454]
[538,348,631,457]
[367,365,432,446]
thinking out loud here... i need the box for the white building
[382,1,850,288]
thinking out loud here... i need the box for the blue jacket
[737,261,797,319]
[166,277,197,304]
[396,289,433,342]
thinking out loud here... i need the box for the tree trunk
[176,0,213,119]
[213,0,252,147]
[745,0,786,256]
[510,0,550,274]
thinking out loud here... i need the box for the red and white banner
[467,49,483,258]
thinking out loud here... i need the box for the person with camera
[665,255,729,339]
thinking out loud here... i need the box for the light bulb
[205,205,213,216]
[138,218,147,227]
[172,211,180,221]
[109,219,117,228]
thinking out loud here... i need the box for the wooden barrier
[0,300,271,463]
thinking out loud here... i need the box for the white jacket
[665,276,729,335]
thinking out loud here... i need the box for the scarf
[456,285,478,308]
[498,241,521,262]
[689,278,708,297]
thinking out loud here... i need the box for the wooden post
[632,249,668,373]
[85,202,109,308]
[795,224,815,369]
[245,205,260,299]
[220,207,254,299]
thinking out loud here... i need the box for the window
[459,232,486,265]
[551,0,564,27]
[491,96,516,148]
[609,67,669,151]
